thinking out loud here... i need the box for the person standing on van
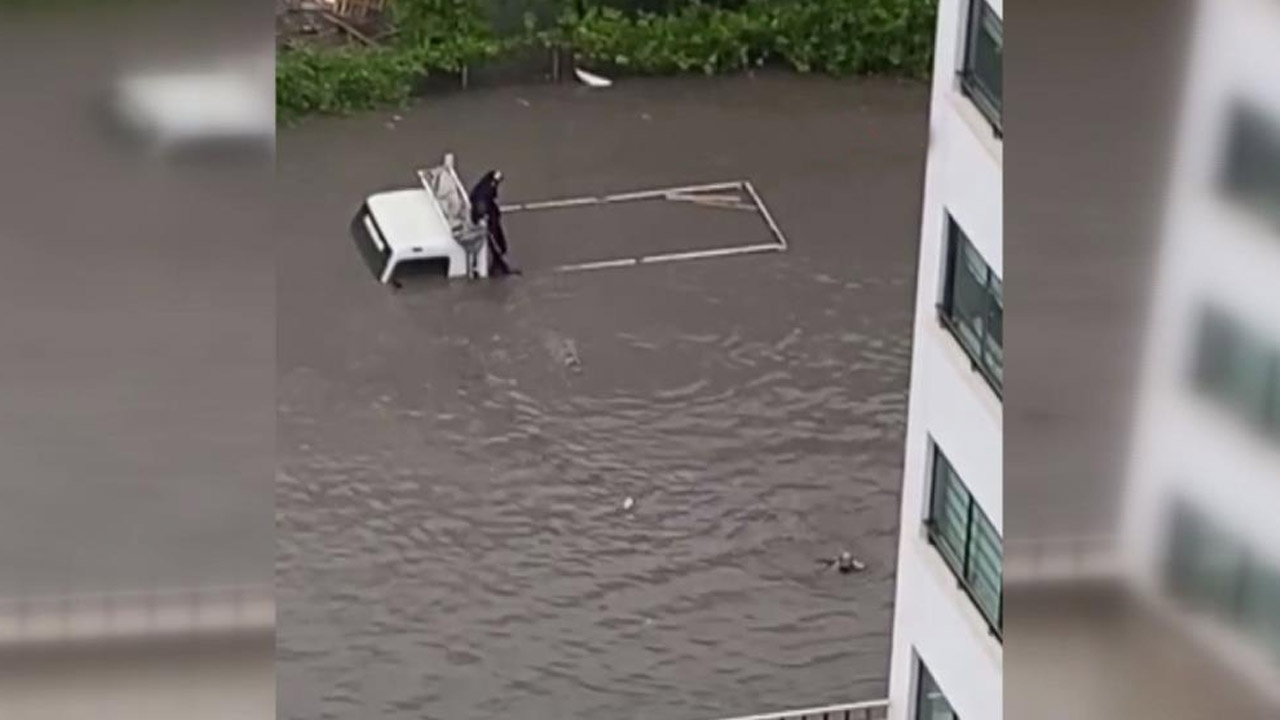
[469,170,520,277]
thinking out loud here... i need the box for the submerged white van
[111,52,274,155]
[351,154,492,286]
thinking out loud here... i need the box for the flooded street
[276,74,926,720]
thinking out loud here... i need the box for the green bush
[563,0,936,77]
[276,46,430,122]
[764,0,938,75]
[562,3,764,75]
[277,0,937,120]
[277,0,503,122]
[392,0,504,70]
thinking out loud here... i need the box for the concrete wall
[886,0,1004,718]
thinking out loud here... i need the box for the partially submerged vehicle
[110,52,274,156]
[351,154,492,287]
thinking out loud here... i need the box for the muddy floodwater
[277,73,927,720]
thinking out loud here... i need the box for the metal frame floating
[499,179,790,273]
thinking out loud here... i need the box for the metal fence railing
[0,584,274,647]
[1005,535,1121,586]
[706,699,890,720]
[327,0,388,17]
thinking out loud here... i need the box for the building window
[1193,306,1280,442]
[927,444,1003,637]
[915,659,959,720]
[1270,361,1280,438]
[960,0,1003,135]
[1165,500,1280,662]
[939,217,1003,396]
[1165,502,1245,615]
[1220,102,1280,228]
[1239,562,1280,661]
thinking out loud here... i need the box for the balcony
[707,699,889,720]
[0,584,274,648]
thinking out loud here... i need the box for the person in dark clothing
[469,170,520,277]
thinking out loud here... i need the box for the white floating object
[575,68,613,88]
[622,497,635,511]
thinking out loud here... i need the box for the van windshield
[389,256,451,285]
[350,205,391,281]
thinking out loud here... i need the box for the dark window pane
[1227,335,1272,424]
[1222,103,1280,225]
[966,509,1003,627]
[1195,308,1236,392]
[350,206,392,281]
[972,10,1002,106]
[916,661,960,720]
[1168,501,1280,663]
[928,444,1002,638]
[1268,361,1280,440]
[942,218,1002,393]
[962,1,1002,129]
[930,451,970,574]
[1240,564,1280,661]
[983,275,1004,384]
[1194,307,1277,430]
[391,256,451,284]
[1167,504,1244,615]
[1166,504,1196,598]
[951,242,989,357]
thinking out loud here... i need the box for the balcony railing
[926,518,1003,640]
[936,304,1003,400]
[0,584,274,647]
[1004,535,1120,586]
[706,699,890,720]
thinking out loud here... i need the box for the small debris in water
[517,98,531,107]
[640,112,652,121]
[392,114,403,121]
[622,496,635,511]
[563,344,582,373]
[575,67,613,88]
[546,334,582,374]
[384,122,396,130]
[817,550,866,574]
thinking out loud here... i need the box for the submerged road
[276,73,927,720]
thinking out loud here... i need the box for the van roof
[365,187,457,257]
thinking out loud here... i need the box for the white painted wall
[1122,0,1280,592]
[886,0,1003,718]
[1119,0,1280,705]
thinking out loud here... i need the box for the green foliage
[562,3,765,75]
[276,46,429,123]
[773,0,939,76]
[392,0,503,69]
[277,0,502,122]
[277,0,937,120]
[564,0,937,77]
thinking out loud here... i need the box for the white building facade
[885,0,1003,718]
[1120,0,1280,706]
